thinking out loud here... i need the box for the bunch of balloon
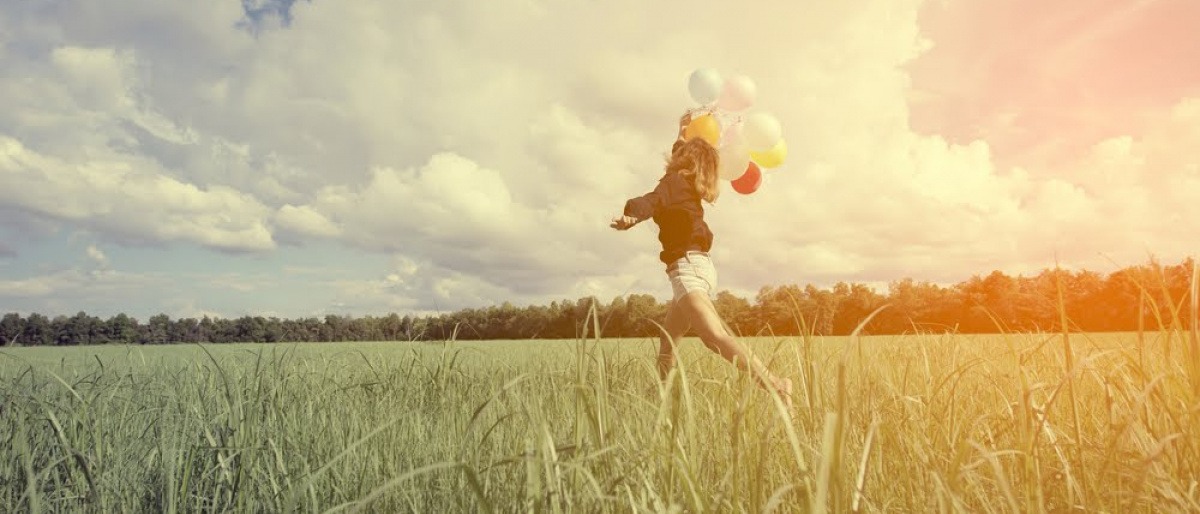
[683,68,787,195]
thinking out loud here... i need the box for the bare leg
[677,291,793,408]
[658,300,691,380]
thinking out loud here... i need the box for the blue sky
[1,0,1197,320]
[240,0,301,28]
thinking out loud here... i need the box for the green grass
[2,329,1199,512]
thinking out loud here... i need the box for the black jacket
[623,172,714,265]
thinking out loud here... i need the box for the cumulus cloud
[906,0,1200,167]
[167,299,228,321]
[85,244,108,268]
[0,136,275,251]
[275,204,341,239]
[0,0,1196,316]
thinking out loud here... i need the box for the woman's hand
[610,216,639,231]
[677,111,693,139]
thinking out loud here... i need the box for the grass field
[3,326,1200,512]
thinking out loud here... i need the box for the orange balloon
[684,114,720,146]
[731,162,762,194]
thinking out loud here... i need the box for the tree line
[0,258,1195,346]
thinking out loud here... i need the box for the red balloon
[731,162,762,194]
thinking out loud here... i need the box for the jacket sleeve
[623,176,676,221]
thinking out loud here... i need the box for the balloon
[716,75,756,112]
[717,122,749,179]
[687,68,723,105]
[750,139,787,169]
[719,118,745,146]
[731,162,762,194]
[718,143,750,180]
[684,114,720,146]
[743,112,782,151]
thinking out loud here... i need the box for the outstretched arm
[610,215,639,230]
[612,176,678,231]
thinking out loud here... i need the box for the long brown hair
[667,137,720,203]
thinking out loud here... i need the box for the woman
[611,134,793,407]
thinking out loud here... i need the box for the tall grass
[2,264,1199,512]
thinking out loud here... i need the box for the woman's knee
[659,331,681,347]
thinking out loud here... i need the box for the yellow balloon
[684,114,721,147]
[750,139,787,169]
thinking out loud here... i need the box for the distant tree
[1062,269,1105,331]
[518,305,548,339]
[713,291,753,336]
[5,256,1193,343]
[49,315,68,345]
[379,313,402,341]
[85,313,106,344]
[264,317,284,342]
[404,315,428,341]
[354,315,381,341]
[954,271,1016,333]
[622,294,663,338]
[54,311,96,345]
[23,313,52,346]
[879,279,956,333]
[105,313,138,344]
[171,317,200,343]
[488,302,519,340]
[602,296,628,337]
[754,285,808,335]
[143,314,171,344]
[323,315,345,342]
[298,317,322,342]
[233,316,264,342]
[1088,268,1143,331]
[398,315,416,340]
[1155,258,1196,331]
[1,313,22,346]
[215,318,238,343]
[830,282,885,335]
[199,316,216,343]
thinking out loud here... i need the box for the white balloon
[743,112,782,151]
[718,124,751,180]
[687,68,723,106]
[718,144,751,180]
[720,119,745,147]
[716,75,757,112]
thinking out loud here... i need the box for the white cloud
[166,299,227,321]
[0,136,275,252]
[0,269,80,297]
[0,0,1197,317]
[85,244,108,268]
[0,268,159,298]
[51,46,136,109]
[204,272,272,293]
[275,204,341,239]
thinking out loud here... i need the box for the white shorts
[666,251,718,302]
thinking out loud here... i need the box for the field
[3,327,1200,512]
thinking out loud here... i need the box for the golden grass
[5,258,1200,512]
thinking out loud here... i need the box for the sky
[1,0,1197,320]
